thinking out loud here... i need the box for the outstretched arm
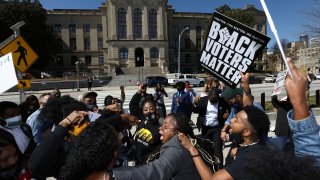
[178,133,233,180]
[284,59,309,120]
[240,72,253,106]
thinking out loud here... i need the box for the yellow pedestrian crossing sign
[0,36,38,73]
[17,79,31,89]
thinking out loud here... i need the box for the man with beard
[219,73,264,165]
[179,105,270,179]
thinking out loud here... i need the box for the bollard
[261,92,265,110]
[316,89,320,106]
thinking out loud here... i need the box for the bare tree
[267,39,289,72]
[304,0,320,36]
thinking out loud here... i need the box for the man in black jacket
[193,89,230,167]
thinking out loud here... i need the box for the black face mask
[86,103,96,111]
[229,132,244,145]
[143,112,157,123]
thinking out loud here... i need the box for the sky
[40,0,316,49]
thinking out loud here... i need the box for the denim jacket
[287,110,320,167]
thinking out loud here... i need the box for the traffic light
[135,56,144,67]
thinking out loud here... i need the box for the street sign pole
[11,21,26,103]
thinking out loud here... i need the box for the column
[143,6,149,39]
[127,6,133,39]
[158,6,164,39]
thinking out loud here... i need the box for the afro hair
[243,105,270,143]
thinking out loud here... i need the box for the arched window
[118,8,127,38]
[185,38,191,49]
[119,48,128,59]
[149,9,157,38]
[150,47,159,58]
[133,8,142,38]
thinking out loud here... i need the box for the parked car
[264,74,276,83]
[145,76,168,87]
[249,76,263,84]
[316,73,320,80]
[168,74,205,87]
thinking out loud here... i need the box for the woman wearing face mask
[133,99,161,165]
[0,101,36,177]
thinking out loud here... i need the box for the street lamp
[178,26,190,75]
[75,61,81,91]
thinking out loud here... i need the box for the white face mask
[4,115,21,129]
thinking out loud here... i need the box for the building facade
[46,0,267,76]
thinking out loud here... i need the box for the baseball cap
[221,87,243,100]
[82,91,98,101]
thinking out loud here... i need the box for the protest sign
[200,12,270,88]
[271,71,287,96]
[0,53,18,94]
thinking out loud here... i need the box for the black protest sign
[200,12,270,88]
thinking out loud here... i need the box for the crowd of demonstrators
[176,59,320,180]
[1,63,320,180]
[28,95,139,179]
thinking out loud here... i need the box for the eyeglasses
[159,124,177,131]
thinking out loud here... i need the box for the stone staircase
[120,67,164,76]
[107,67,166,86]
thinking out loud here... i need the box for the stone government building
[46,0,267,76]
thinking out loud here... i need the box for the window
[196,26,201,35]
[150,47,159,58]
[85,55,91,65]
[83,24,90,33]
[119,48,128,59]
[133,8,142,38]
[98,55,104,65]
[70,38,77,50]
[56,56,64,66]
[149,9,157,38]
[98,38,103,50]
[118,8,127,38]
[196,38,202,49]
[84,38,91,50]
[54,24,61,34]
[71,56,78,65]
[69,24,76,33]
[97,24,102,32]
[185,54,191,63]
[185,38,191,49]
[257,23,263,32]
